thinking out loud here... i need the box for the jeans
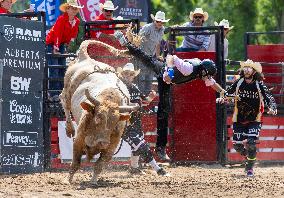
[156,77,172,148]
[176,47,198,52]
[47,44,66,96]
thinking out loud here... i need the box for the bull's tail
[77,40,130,62]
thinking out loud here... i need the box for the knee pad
[233,143,247,156]
[247,139,257,159]
[135,143,154,163]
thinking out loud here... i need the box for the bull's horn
[119,105,139,113]
[85,89,100,107]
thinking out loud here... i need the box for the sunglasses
[194,15,203,19]
[243,67,253,72]
[103,9,113,13]
[68,6,79,11]
[156,20,164,24]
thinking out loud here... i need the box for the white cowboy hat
[116,16,123,20]
[0,0,17,3]
[117,63,140,76]
[189,8,209,21]
[240,59,262,73]
[100,0,118,11]
[151,11,170,23]
[59,0,84,12]
[214,19,234,30]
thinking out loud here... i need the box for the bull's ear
[80,101,95,112]
[119,113,130,121]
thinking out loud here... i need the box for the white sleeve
[173,55,193,76]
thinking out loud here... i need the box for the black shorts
[232,122,261,144]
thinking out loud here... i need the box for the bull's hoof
[69,173,75,184]
[89,180,98,186]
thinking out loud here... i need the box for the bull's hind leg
[69,136,84,183]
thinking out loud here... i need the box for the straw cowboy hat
[214,19,234,30]
[240,59,262,73]
[151,11,170,22]
[117,63,140,76]
[59,0,84,12]
[100,0,118,11]
[189,8,209,21]
[0,0,17,3]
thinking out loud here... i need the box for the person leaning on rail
[89,1,118,41]
[176,8,210,52]
[45,0,83,100]
[136,11,170,97]
[216,59,277,177]
[208,19,234,59]
[0,0,16,14]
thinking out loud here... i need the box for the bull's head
[80,89,138,149]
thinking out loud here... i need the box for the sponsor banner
[113,0,150,23]
[77,0,106,22]
[0,16,45,174]
[30,0,61,27]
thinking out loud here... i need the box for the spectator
[136,11,170,96]
[46,0,82,98]
[208,19,234,59]
[89,0,118,41]
[216,59,277,177]
[178,8,210,52]
[117,63,169,176]
[0,0,16,14]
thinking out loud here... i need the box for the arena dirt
[0,164,283,198]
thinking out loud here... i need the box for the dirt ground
[0,164,283,198]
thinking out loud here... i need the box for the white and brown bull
[60,40,137,185]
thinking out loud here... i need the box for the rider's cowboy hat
[189,8,208,21]
[0,0,17,3]
[59,0,84,12]
[214,19,234,30]
[240,59,262,73]
[117,63,140,77]
[151,11,170,23]
[100,1,118,11]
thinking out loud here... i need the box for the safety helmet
[200,59,217,77]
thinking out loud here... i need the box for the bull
[60,40,137,185]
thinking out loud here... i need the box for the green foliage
[150,0,284,61]
[11,0,29,12]
[10,0,284,59]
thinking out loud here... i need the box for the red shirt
[46,13,80,50]
[0,7,10,14]
[90,14,115,38]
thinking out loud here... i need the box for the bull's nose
[98,141,109,149]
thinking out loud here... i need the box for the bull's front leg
[91,132,122,185]
[90,152,112,185]
[69,135,85,183]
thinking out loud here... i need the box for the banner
[77,0,106,22]
[113,0,150,23]
[0,16,45,174]
[30,0,61,27]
